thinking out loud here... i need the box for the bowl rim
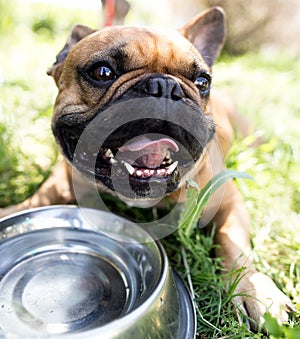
[0,205,196,338]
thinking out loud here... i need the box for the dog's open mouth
[109,136,179,178]
[54,108,215,200]
[57,126,196,198]
[94,135,183,198]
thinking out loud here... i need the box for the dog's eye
[88,65,116,82]
[194,75,211,92]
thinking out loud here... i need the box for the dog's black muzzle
[53,96,215,200]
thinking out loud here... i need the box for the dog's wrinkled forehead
[48,8,225,87]
[68,26,208,74]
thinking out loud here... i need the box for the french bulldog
[0,7,294,330]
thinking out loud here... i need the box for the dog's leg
[214,180,294,329]
[0,161,75,218]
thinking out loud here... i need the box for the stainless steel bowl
[0,206,196,338]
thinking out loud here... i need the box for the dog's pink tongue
[118,136,178,168]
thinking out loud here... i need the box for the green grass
[0,1,299,337]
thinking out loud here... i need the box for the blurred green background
[0,0,299,337]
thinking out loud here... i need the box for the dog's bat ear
[47,24,96,85]
[179,7,226,67]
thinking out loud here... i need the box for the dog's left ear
[180,6,226,67]
[47,24,96,85]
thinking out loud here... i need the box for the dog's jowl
[0,7,294,330]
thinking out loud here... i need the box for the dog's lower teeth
[136,170,142,177]
[165,161,178,174]
[122,160,178,178]
[105,148,114,158]
[123,161,135,175]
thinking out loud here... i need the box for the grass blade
[179,170,252,238]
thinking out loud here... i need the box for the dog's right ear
[47,24,95,85]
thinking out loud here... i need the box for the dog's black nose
[144,76,184,100]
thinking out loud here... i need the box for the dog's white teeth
[123,161,135,175]
[105,148,114,158]
[166,161,178,174]
[122,160,177,178]
[136,170,142,177]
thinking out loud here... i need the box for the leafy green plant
[178,170,252,239]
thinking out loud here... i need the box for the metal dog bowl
[0,206,196,338]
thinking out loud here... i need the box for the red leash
[104,0,115,27]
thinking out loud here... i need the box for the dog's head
[48,7,225,203]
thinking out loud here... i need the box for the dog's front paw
[232,271,294,331]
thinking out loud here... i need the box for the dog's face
[48,7,225,202]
